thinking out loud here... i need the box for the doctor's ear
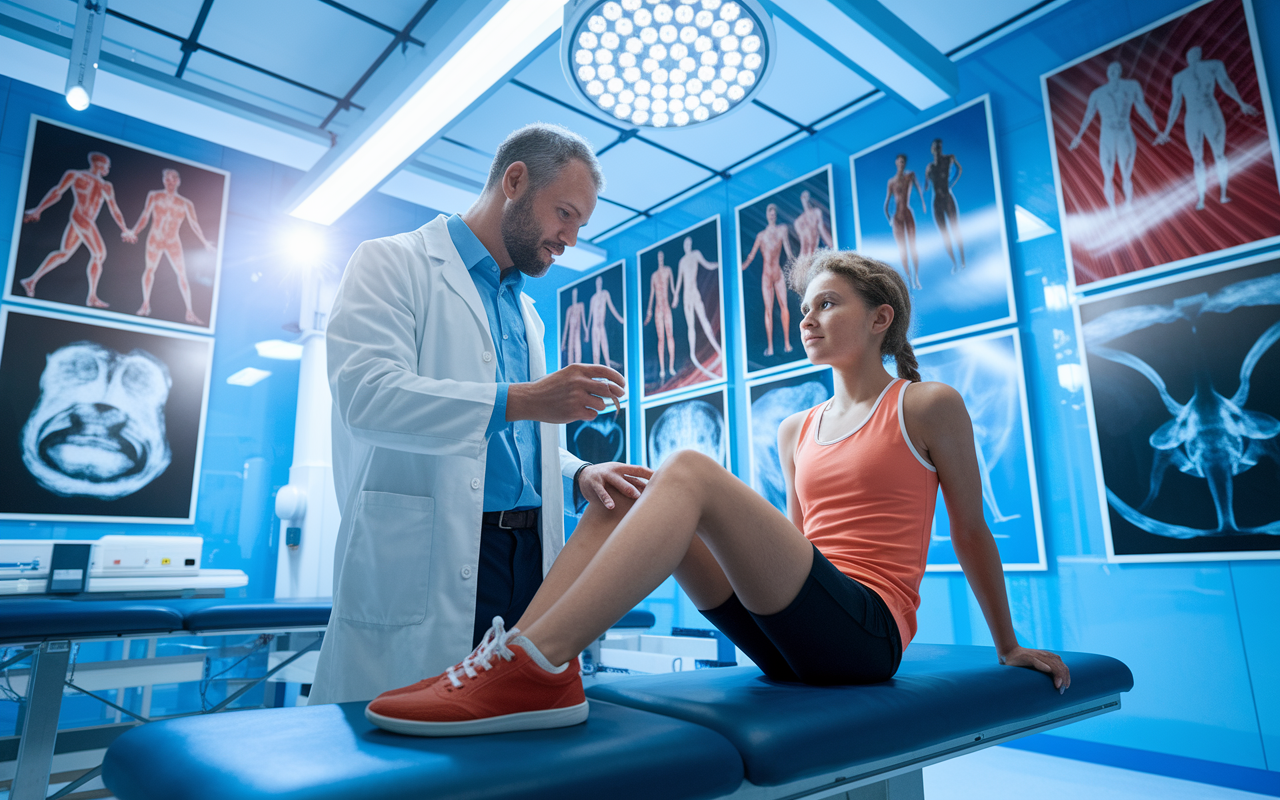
[503,161,531,201]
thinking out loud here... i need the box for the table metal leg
[11,640,72,800]
[844,769,925,800]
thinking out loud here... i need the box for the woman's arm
[778,410,808,533]
[906,382,1071,693]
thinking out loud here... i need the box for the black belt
[481,509,540,530]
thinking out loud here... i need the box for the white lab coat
[308,215,584,705]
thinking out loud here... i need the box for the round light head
[563,0,773,129]
[65,85,91,111]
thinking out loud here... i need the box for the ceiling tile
[596,139,714,211]
[752,17,876,125]
[512,35,590,112]
[417,138,491,186]
[102,15,183,74]
[580,199,638,241]
[349,43,421,108]
[183,50,333,125]
[109,0,205,38]
[197,0,392,98]
[640,103,799,173]
[879,0,1043,54]
[330,0,426,32]
[443,82,619,158]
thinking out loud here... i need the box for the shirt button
[461,566,473,579]
[470,478,481,489]
[503,334,509,340]
[482,352,492,362]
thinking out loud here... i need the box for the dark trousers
[473,520,543,648]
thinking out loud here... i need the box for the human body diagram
[1155,47,1259,210]
[1068,62,1161,214]
[643,252,678,381]
[586,276,624,369]
[793,190,832,259]
[19,152,136,308]
[128,169,215,325]
[561,287,587,366]
[884,155,926,289]
[923,140,966,272]
[741,204,794,357]
[671,236,724,379]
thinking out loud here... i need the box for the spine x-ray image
[1081,256,1280,559]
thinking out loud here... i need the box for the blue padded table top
[0,598,184,644]
[102,699,744,800]
[161,597,332,632]
[586,644,1134,786]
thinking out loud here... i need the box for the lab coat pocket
[336,491,435,627]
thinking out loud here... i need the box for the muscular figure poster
[851,97,1016,344]
[643,386,728,470]
[1080,254,1280,562]
[557,260,627,383]
[746,365,834,513]
[735,166,837,376]
[0,307,212,522]
[912,330,1046,571]
[6,117,228,331]
[1043,0,1280,289]
[638,217,725,399]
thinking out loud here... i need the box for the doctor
[310,124,649,705]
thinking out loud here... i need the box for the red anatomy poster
[1043,0,1280,289]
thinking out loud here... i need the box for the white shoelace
[446,616,517,689]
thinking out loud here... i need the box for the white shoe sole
[365,700,590,737]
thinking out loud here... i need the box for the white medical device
[0,536,247,595]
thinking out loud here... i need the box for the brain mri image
[22,341,172,498]
[645,391,727,469]
[749,375,832,512]
[1081,256,1280,559]
[0,308,211,521]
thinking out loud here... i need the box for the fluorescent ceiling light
[766,0,956,109]
[255,339,305,360]
[289,0,568,225]
[227,367,272,386]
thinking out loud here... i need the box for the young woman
[366,250,1070,737]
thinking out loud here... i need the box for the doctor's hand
[579,462,654,510]
[507,364,625,424]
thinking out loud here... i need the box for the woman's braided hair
[787,249,921,382]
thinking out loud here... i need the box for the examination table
[99,643,1132,800]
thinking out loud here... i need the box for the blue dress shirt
[447,214,542,512]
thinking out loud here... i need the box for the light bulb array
[564,0,771,128]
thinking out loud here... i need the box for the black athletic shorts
[701,544,902,685]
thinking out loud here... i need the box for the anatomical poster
[638,216,725,399]
[746,365,834,514]
[564,405,628,514]
[643,386,728,470]
[851,96,1016,344]
[736,166,837,377]
[1043,0,1280,290]
[0,306,212,523]
[1080,253,1280,562]
[6,116,228,332]
[558,260,627,382]
[916,330,1046,571]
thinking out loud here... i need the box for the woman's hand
[999,646,1071,694]
[580,462,653,510]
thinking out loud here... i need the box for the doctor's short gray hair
[485,123,605,195]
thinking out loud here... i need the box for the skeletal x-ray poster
[851,96,1016,344]
[5,116,228,332]
[916,330,1046,571]
[1043,0,1280,290]
[0,307,212,523]
[637,217,725,399]
[643,386,728,469]
[563,405,628,514]
[1080,254,1280,562]
[736,166,837,377]
[747,366,834,513]
[558,260,627,381]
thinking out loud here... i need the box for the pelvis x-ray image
[22,341,172,498]
[0,308,211,522]
[748,370,834,512]
[915,331,1045,570]
[644,389,727,469]
[1081,256,1280,561]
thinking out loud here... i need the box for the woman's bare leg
[520,450,814,666]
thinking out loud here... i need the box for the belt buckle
[497,510,514,530]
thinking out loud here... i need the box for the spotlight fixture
[561,0,774,128]
[65,0,108,111]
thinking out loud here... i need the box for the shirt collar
[447,213,526,293]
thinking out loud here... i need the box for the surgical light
[562,0,773,128]
[65,0,108,111]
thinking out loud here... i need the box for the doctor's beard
[502,191,555,278]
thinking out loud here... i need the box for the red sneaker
[377,622,508,699]
[365,619,588,737]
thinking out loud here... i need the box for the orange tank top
[793,378,939,649]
